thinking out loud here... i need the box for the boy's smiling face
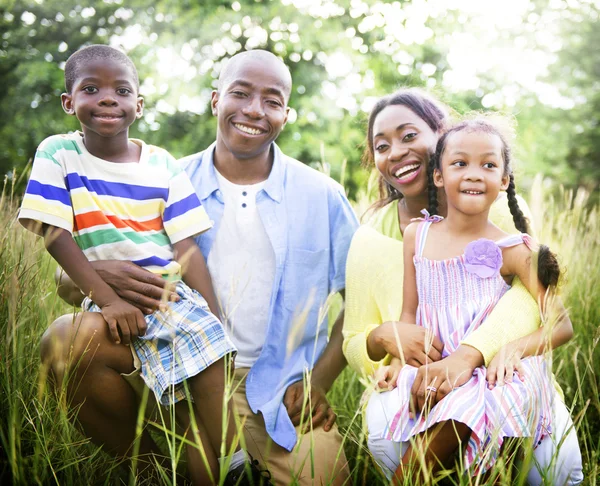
[61,59,143,141]
[211,55,290,161]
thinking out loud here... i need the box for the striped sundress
[384,218,553,474]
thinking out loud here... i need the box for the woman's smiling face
[372,104,439,200]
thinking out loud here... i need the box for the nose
[242,95,264,119]
[464,167,483,181]
[388,140,409,161]
[98,91,118,106]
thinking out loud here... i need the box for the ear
[500,173,510,191]
[136,96,144,119]
[61,93,75,115]
[281,106,290,129]
[210,90,219,116]
[433,168,444,188]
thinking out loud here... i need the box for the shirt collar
[198,142,285,204]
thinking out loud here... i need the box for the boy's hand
[100,298,147,345]
[486,343,525,388]
[375,364,401,391]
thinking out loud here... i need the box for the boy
[18,44,267,485]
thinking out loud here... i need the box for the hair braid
[427,152,439,216]
[506,173,529,234]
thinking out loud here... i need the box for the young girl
[376,118,573,479]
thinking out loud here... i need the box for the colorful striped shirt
[18,132,212,277]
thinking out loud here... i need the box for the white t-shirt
[207,170,276,368]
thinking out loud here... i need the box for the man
[42,50,358,484]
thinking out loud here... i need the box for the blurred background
[1,0,598,199]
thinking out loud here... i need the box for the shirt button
[242,191,247,196]
[242,203,247,208]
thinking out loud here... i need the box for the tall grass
[1,172,598,485]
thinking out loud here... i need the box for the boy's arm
[172,237,220,318]
[44,225,146,344]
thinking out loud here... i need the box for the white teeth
[394,164,420,178]
[235,123,262,135]
[463,190,483,195]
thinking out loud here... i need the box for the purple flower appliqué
[464,239,503,278]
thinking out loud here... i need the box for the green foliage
[2,0,598,200]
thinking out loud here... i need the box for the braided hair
[430,118,561,288]
[364,88,449,211]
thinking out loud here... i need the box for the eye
[266,99,283,107]
[483,162,497,169]
[82,86,98,94]
[374,142,389,153]
[451,160,466,167]
[117,87,131,95]
[402,132,417,143]
[231,90,247,97]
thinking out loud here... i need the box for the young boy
[18,44,268,485]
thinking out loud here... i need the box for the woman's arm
[342,227,442,376]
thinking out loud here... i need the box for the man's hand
[100,298,147,345]
[283,380,336,433]
[92,261,179,314]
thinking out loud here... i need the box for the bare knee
[40,312,114,383]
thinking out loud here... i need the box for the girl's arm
[487,244,573,387]
[501,244,573,356]
[399,222,419,323]
[43,225,147,344]
[172,237,220,318]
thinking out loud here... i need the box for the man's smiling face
[211,54,291,161]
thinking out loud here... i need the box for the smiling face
[372,104,439,200]
[434,129,509,216]
[211,55,290,161]
[61,58,143,142]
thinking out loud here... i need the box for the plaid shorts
[83,280,236,406]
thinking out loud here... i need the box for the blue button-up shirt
[180,143,358,450]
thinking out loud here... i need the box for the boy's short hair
[64,45,139,93]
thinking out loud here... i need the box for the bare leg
[188,357,240,479]
[40,313,162,462]
[393,420,471,484]
[174,402,218,485]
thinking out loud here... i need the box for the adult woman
[342,89,583,484]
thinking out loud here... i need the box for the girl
[378,118,573,480]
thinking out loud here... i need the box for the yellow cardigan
[343,193,544,378]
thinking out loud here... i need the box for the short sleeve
[327,184,359,294]
[163,169,213,244]
[18,147,73,236]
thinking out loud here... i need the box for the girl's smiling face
[434,129,509,216]
[372,105,439,200]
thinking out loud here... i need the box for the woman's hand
[409,345,483,418]
[92,261,179,314]
[367,321,444,367]
[486,342,525,389]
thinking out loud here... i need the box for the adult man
[42,50,357,484]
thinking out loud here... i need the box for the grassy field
[1,172,599,485]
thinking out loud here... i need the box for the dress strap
[495,233,537,251]
[413,210,442,257]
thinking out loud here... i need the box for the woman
[342,89,583,484]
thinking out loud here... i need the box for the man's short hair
[64,45,139,93]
